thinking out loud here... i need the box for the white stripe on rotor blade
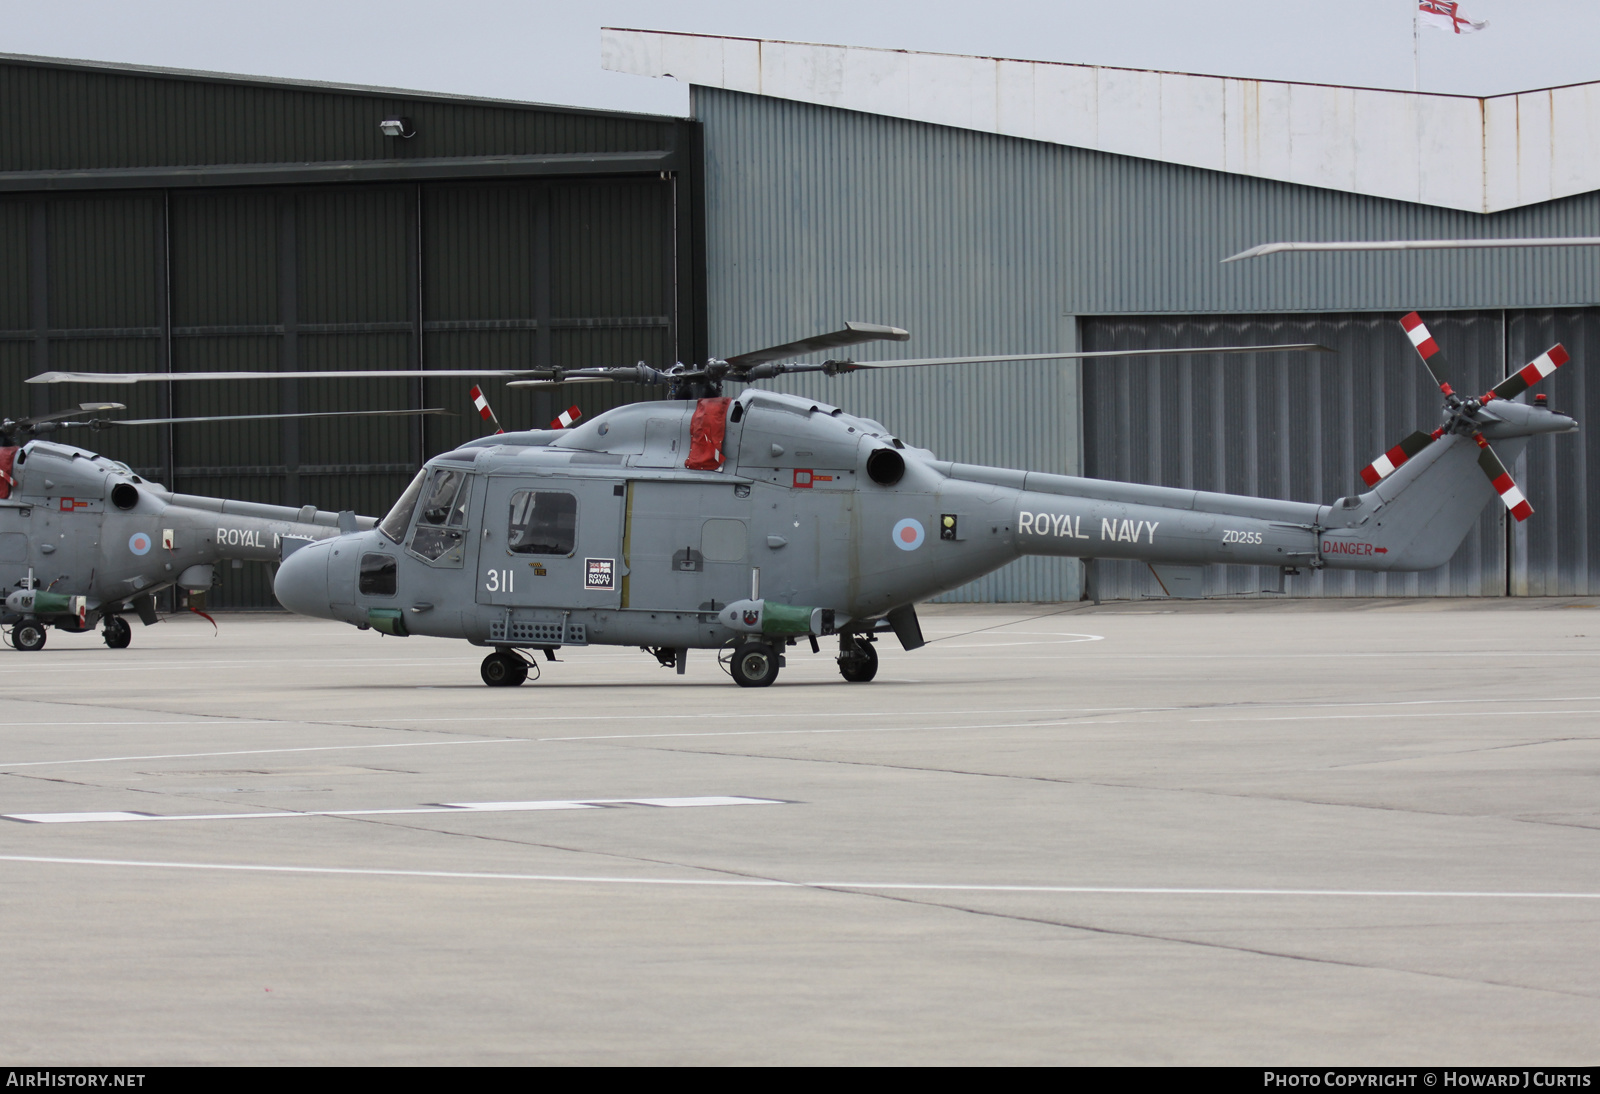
[1499,484,1529,509]
[3,795,786,824]
[1405,323,1431,346]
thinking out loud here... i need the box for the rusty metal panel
[615,30,1600,215]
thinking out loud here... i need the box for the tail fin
[1326,404,1574,571]
[1325,435,1507,571]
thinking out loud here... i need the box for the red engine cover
[685,397,732,471]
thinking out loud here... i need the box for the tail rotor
[1357,312,1571,523]
[469,384,504,435]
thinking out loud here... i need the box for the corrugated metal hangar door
[0,178,682,607]
[1081,310,1599,598]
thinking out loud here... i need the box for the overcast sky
[0,1,1592,115]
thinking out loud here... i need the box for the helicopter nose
[273,540,334,619]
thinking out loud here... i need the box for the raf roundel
[127,532,152,556]
[891,517,925,551]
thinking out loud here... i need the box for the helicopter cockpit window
[379,470,427,543]
[507,490,577,555]
[409,468,471,563]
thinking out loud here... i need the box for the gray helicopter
[0,404,444,650]
[36,317,1577,685]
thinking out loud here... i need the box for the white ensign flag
[1418,0,1488,34]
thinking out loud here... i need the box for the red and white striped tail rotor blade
[548,405,582,430]
[1488,344,1569,402]
[469,385,504,434]
[1399,311,1455,395]
[1359,430,1438,487]
[1474,435,1533,522]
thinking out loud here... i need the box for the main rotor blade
[28,370,539,385]
[1224,237,1600,262]
[833,344,1333,370]
[1475,434,1533,522]
[92,408,451,427]
[14,402,127,427]
[504,377,623,389]
[725,322,911,370]
[1487,344,1570,402]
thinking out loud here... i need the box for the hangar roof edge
[602,27,1600,215]
[0,50,681,125]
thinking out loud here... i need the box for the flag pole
[1413,1,1421,91]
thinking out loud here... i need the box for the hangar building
[0,53,706,607]
[604,29,1600,602]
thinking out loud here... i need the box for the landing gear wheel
[13,621,46,652]
[730,641,780,688]
[838,640,878,683]
[102,615,132,650]
[480,650,529,687]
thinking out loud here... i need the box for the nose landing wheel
[481,649,531,687]
[729,641,781,688]
[11,621,45,651]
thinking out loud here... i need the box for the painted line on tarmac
[0,739,524,770]
[3,795,786,825]
[0,720,293,728]
[388,692,1600,726]
[1191,708,1600,724]
[533,697,1600,742]
[1,853,1597,901]
[380,703,1171,722]
[535,718,1136,742]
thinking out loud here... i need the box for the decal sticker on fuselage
[1017,512,1091,539]
[892,518,925,551]
[585,558,616,590]
[1017,512,1159,545]
[128,532,152,556]
[1322,540,1388,556]
[216,527,279,550]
